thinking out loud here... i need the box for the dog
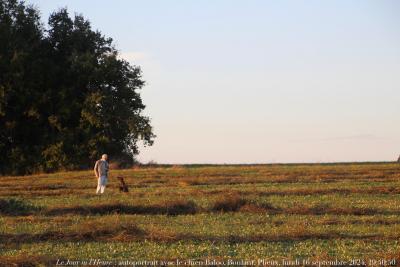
[117,176,129,192]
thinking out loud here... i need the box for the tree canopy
[0,0,155,175]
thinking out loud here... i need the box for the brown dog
[117,176,129,192]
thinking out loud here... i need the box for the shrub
[0,198,40,215]
[211,195,248,212]
[164,200,198,215]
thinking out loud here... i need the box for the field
[0,163,399,266]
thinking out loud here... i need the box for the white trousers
[96,175,108,194]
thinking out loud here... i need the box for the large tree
[0,0,154,175]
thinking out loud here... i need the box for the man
[94,154,109,194]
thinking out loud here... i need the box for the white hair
[101,154,108,160]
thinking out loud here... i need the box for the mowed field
[0,163,400,266]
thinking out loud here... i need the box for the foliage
[0,0,154,174]
[0,197,39,215]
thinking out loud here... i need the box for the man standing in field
[94,154,109,194]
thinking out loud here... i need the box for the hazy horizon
[28,0,400,164]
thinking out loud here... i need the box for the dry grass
[45,200,198,216]
[285,205,391,216]
[0,255,54,267]
[0,198,40,215]
[1,218,145,244]
[211,194,248,212]
[2,225,398,245]
[1,185,399,198]
[1,163,400,262]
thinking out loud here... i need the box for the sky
[27,0,400,164]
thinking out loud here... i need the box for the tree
[0,0,154,175]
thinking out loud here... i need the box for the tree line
[0,0,155,175]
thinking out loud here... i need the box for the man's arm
[94,161,99,178]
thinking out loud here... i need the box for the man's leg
[96,177,101,194]
[99,175,107,194]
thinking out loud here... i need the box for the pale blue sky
[28,0,400,163]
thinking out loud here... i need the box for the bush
[211,195,248,212]
[164,200,198,215]
[0,198,40,215]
